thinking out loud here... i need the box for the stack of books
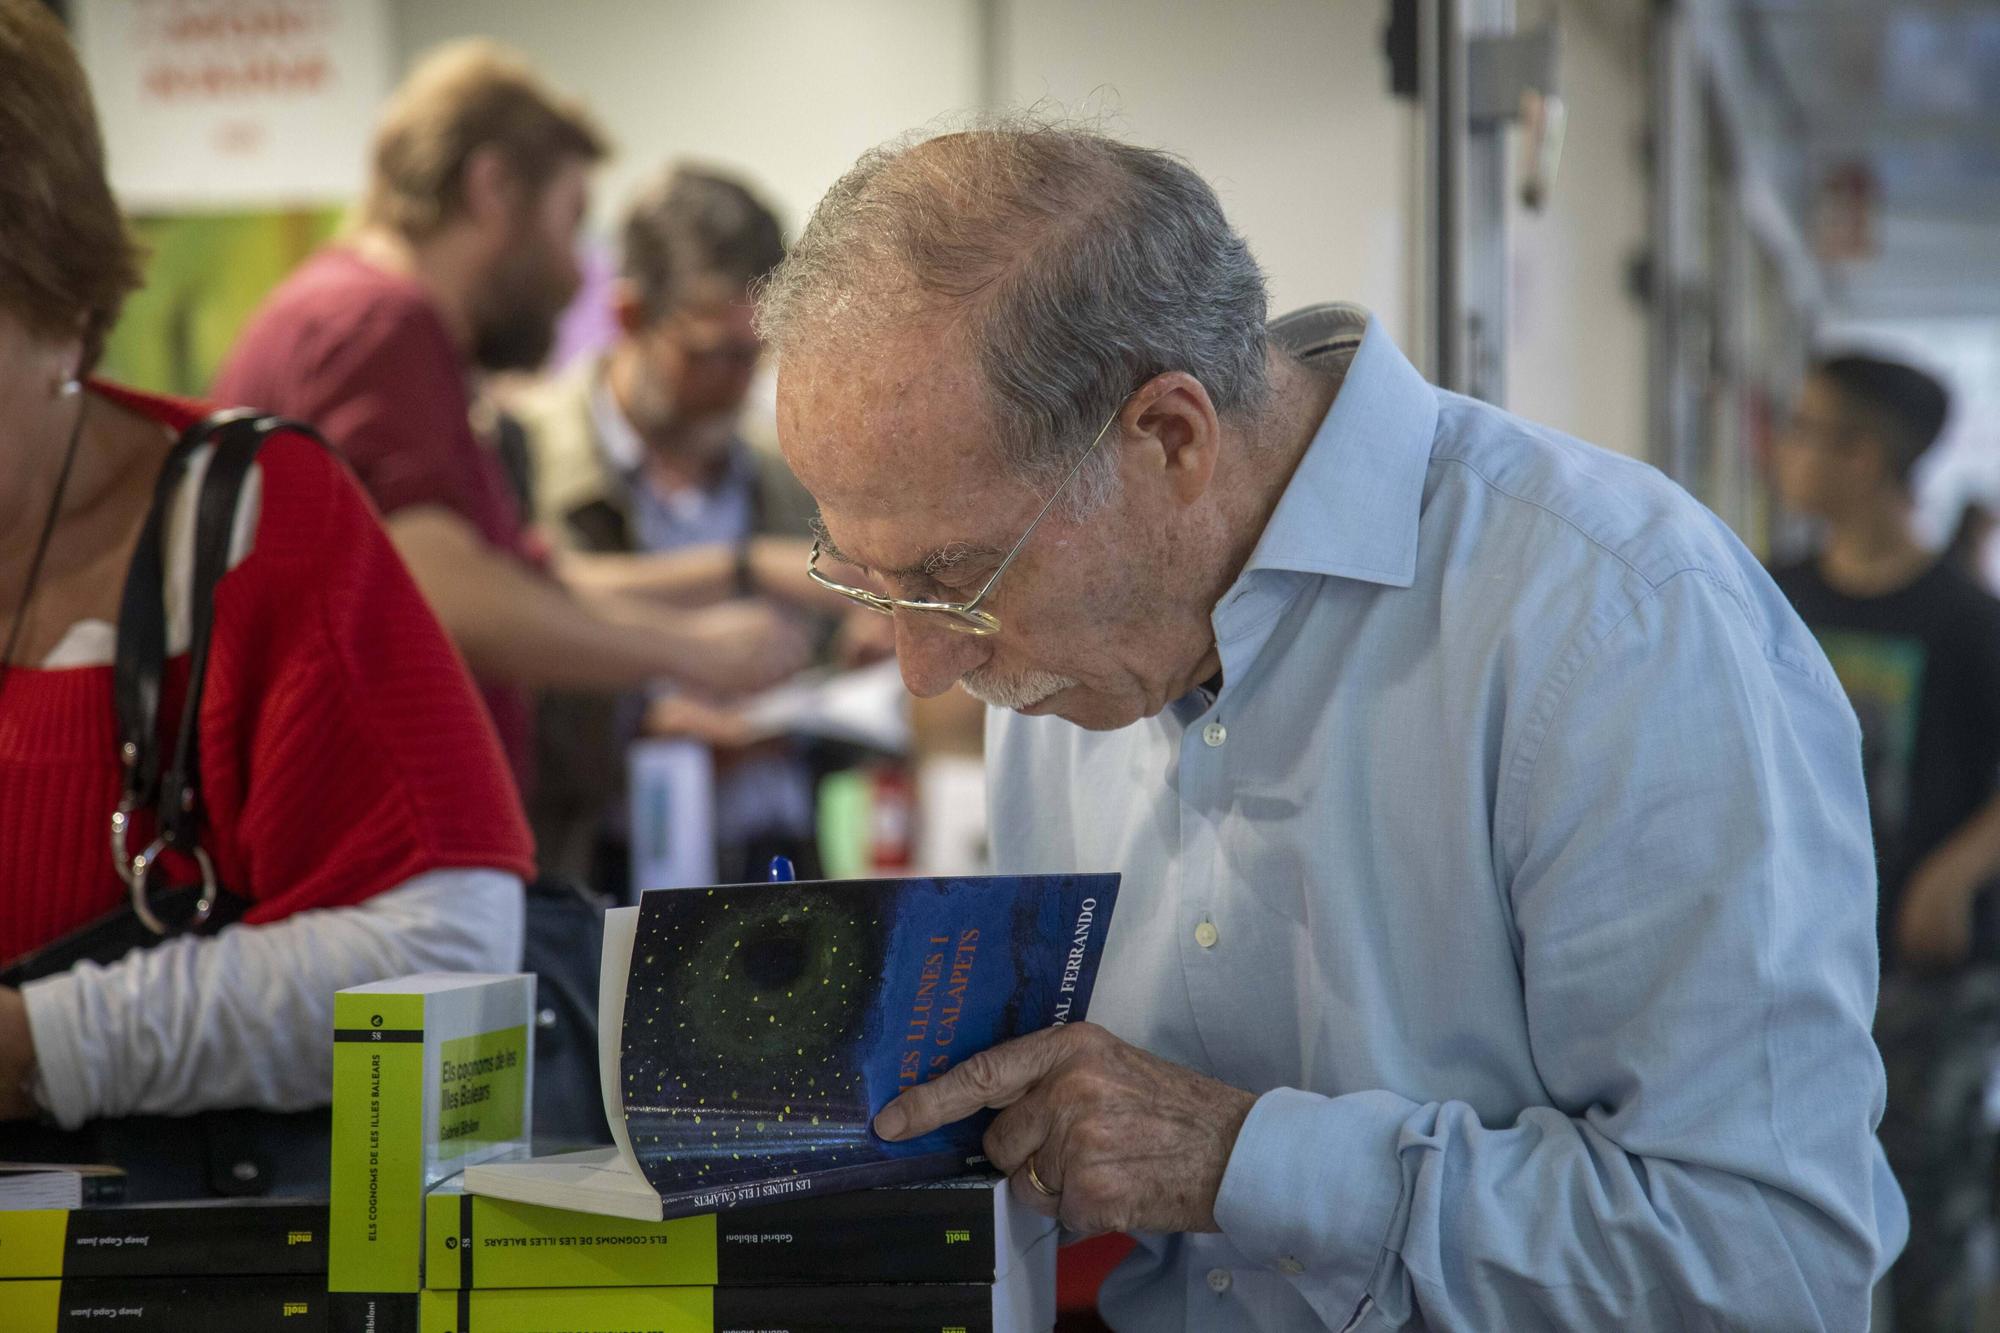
[329,870,1117,1331]
[327,971,1060,1331]
[0,1197,329,1330]
[417,1174,1054,1332]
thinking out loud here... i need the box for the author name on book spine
[1051,897,1100,1024]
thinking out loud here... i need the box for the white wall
[993,0,1419,345]
[392,0,981,241]
[390,0,1649,455]
[1505,0,1653,456]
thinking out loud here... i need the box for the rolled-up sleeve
[1214,568,1905,1331]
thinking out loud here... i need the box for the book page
[599,907,641,1173]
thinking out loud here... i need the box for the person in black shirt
[1771,353,2000,1333]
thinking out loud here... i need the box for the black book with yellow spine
[0,1199,325,1279]
[4,1274,329,1331]
[419,1283,1017,1333]
[423,1174,1046,1289]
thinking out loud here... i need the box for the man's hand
[0,986,38,1121]
[644,693,758,749]
[872,1022,1257,1236]
[1897,846,1986,967]
[672,601,814,696]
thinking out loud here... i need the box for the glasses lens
[940,608,999,636]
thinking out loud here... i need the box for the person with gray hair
[768,121,1902,1331]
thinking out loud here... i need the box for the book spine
[0,1202,329,1278]
[424,1182,1003,1288]
[714,1285,992,1333]
[712,1185,999,1285]
[419,1286,712,1332]
[654,1150,974,1222]
[331,991,430,1295]
[429,1190,719,1291]
[8,1275,331,1331]
[0,1209,68,1280]
[330,1291,420,1333]
[419,1286,993,1333]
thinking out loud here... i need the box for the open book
[465,873,1118,1220]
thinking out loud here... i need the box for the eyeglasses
[805,398,1126,637]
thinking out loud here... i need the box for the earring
[58,378,80,398]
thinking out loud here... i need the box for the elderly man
[763,123,1903,1331]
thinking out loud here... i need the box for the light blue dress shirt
[986,306,1906,1332]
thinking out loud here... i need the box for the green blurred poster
[99,208,342,397]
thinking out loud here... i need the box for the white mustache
[959,667,1076,711]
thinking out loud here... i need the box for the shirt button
[1194,921,1219,949]
[1277,1255,1305,1276]
[1206,1267,1232,1293]
[1202,722,1228,747]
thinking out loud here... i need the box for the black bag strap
[110,422,213,824]
[165,418,279,851]
[105,410,326,933]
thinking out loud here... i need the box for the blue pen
[766,855,796,883]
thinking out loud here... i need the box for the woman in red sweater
[0,0,533,1163]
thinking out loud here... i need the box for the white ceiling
[1735,0,2000,316]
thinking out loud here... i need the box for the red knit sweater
[0,384,535,965]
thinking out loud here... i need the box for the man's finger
[981,1084,1059,1175]
[873,1026,1073,1141]
[1007,1156,1064,1220]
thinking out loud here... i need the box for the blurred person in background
[0,0,530,1189]
[213,42,812,799]
[1770,354,2000,1333]
[512,166,860,890]
[1944,496,1997,590]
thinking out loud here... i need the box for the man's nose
[893,613,991,698]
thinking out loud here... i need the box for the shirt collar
[1243,306,1439,590]
[589,365,647,475]
[589,364,756,498]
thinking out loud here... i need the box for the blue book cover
[460,873,1118,1222]
[620,873,1116,1218]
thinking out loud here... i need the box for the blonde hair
[363,40,607,239]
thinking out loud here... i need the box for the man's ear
[1124,371,1220,506]
[611,278,651,337]
[461,144,521,231]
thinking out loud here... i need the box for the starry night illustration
[619,873,1119,1212]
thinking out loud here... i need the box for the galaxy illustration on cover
[619,873,1119,1216]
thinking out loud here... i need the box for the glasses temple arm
[963,413,1117,610]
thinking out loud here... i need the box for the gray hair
[756,115,1270,514]
[621,164,785,323]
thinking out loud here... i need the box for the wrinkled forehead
[775,338,1017,560]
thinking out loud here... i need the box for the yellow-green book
[0,1199,324,1279]
[330,973,534,1333]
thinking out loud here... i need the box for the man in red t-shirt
[216,42,814,790]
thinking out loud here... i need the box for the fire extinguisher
[868,763,915,872]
